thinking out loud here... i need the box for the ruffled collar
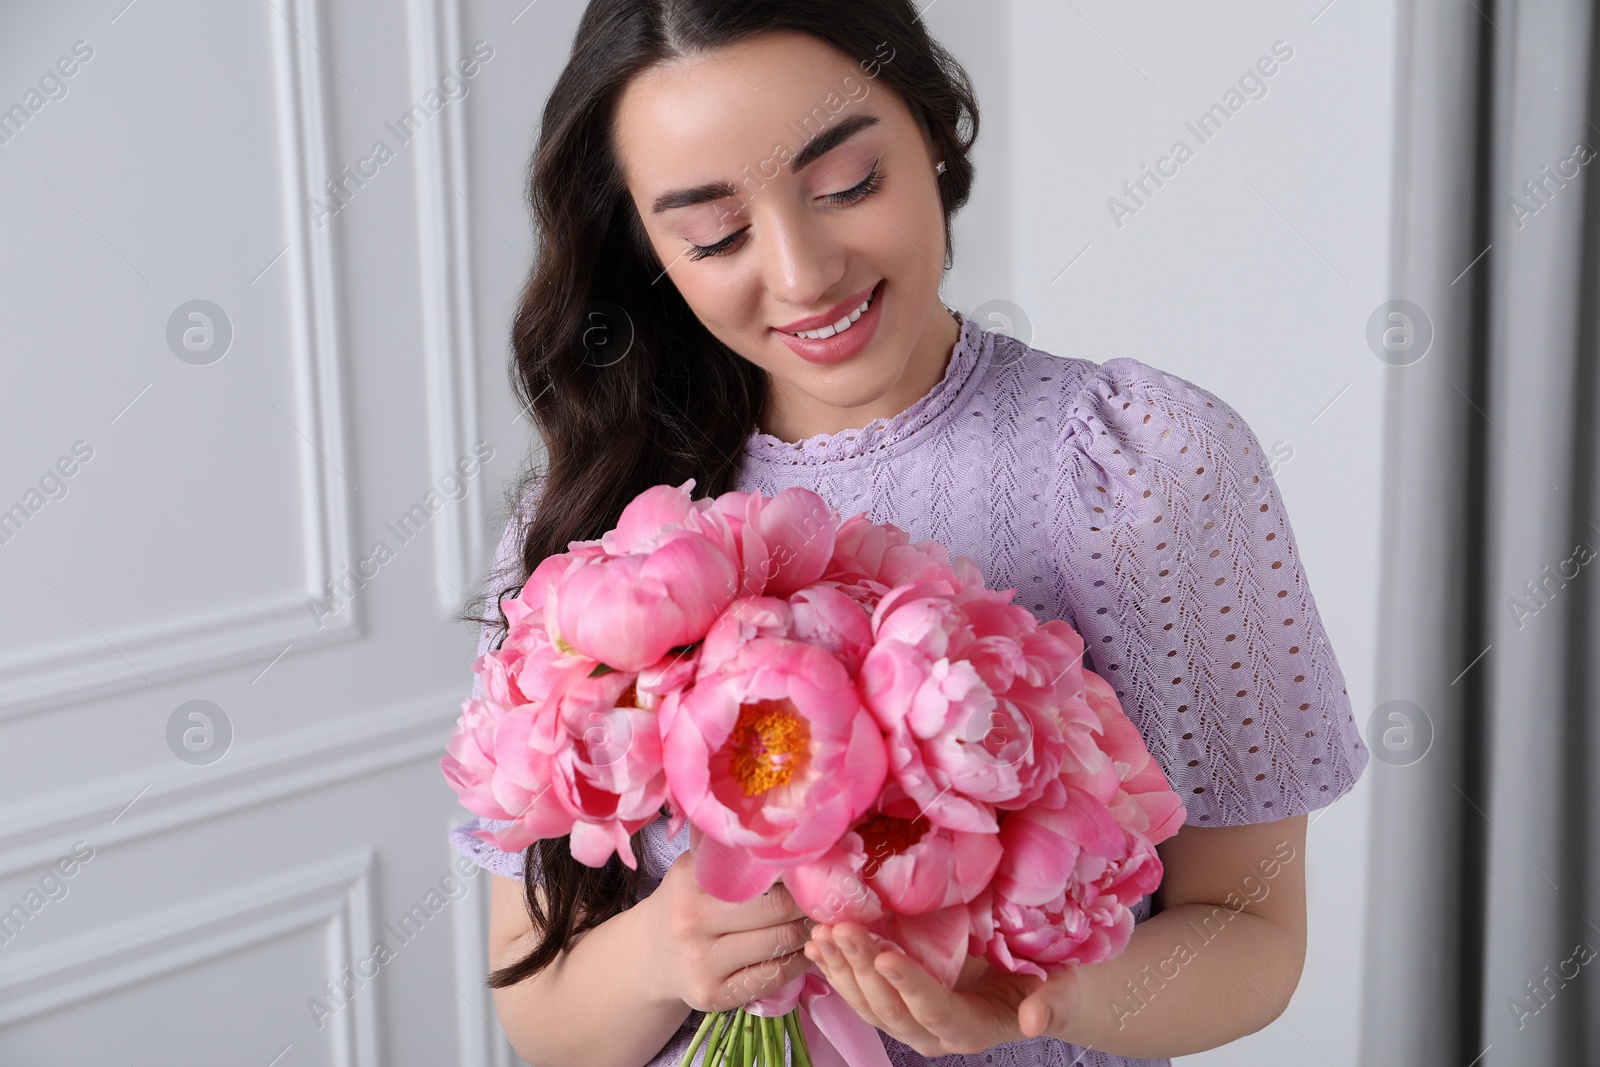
[741,308,991,466]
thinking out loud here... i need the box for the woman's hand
[639,848,816,1013]
[802,922,1083,1058]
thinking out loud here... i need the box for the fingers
[867,945,960,1038]
[717,879,804,934]
[804,927,873,1021]
[764,880,805,922]
[703,916,812,1008]
[721,948,811,1011]
[806,924,933,1048]
[717,916,811,971]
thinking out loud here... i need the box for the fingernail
[1041,1007,1055,1034]
[842,939,862,956]
[820,940,839,957]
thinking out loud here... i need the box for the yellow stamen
[725,698,810,797]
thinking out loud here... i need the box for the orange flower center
[855,811,931,881]
[726,698,810,797]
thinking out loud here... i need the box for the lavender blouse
[450,309,1371,1067]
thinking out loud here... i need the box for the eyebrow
[649,112,881,214]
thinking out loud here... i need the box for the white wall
[0,1,524,1063]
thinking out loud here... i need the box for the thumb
[1019,966,1080,1039]
[1018,993,1055,1039]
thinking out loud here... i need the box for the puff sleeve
[447,475,545,880]
[1046,358,1369,827]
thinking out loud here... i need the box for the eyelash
[685,163,885,261]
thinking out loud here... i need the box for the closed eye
[684,160,886,262]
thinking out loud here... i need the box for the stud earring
[935,160,946,174]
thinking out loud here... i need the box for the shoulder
[978,331,1252,447]
[1058,353,1264,475]
[977,333,1273,503]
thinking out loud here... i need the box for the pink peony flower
[601,479,839,601]
[448,639,697,869]
[787,584,876,677]
[661,635,887,901]
[552,534,738,672]
[825,514,964,590]
[1082,670,1187,844]
[989,778,1127,907]
[477,710,574,850]
[512,541,608,633]
[785,783,1001,926]
[857,582,1077,834]
[693,596,798,678]
[703,486,837,599]
[602,479,706,556]
[969,773,1172,976]
[546,701,668,869]
[439,479,1187,1017]
[441,697,516,819]
[860,644,1006,833]
[974,824,1167,975]
[872,903,974,990]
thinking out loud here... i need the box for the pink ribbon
[744,965,892,1067]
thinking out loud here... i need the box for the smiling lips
[773,280,885,365]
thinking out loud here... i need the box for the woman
[450,1,1371,1064]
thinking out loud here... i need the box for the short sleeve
[1047,358,1369,827]
[449,816,530,880]
[449,474,547,880]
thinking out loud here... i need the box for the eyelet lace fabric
[450,310,1370,1066]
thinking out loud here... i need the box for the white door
[0,2,569,1063]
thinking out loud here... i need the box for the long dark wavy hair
[467,0,979,990]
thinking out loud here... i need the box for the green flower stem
[716,1015,736,1065]
[698,1011,731,1067]
[726,1009,747,1067]
[784,1009,813,1067]
[681,1010,716,1066]
[682,1004,816,1067]
[741,1009,757,1066]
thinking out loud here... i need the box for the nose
[759,203,846,314]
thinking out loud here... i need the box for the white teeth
[788,292,874,340]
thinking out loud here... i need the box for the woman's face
[612,30,959,443]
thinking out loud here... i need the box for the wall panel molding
[0,690,458,881]
[407,0,488,617]
[0,0,358,722]
[0,848,378,1067]
[449,819,519,1067]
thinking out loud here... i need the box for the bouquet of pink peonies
[442,480,1186,1067]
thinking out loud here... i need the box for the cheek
[672,271,769,352]
[874,177,944,271]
